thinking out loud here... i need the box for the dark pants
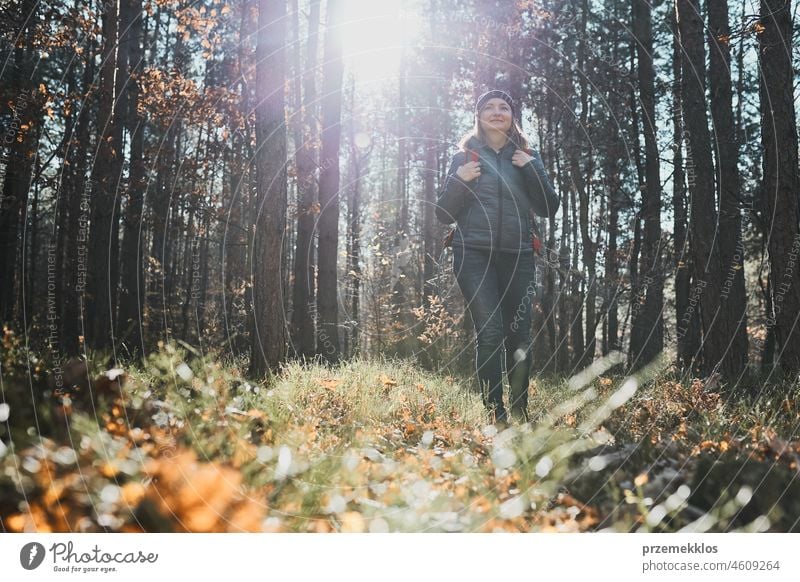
[453,245,536,421]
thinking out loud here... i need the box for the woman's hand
[456,160,481,182]
[511,149,533,167]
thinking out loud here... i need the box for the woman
[435,90,559,425]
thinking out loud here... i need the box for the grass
[1,339,799,532]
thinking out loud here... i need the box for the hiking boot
[490,405,508,426]
[510,406,529,425]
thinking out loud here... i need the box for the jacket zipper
[496,150,503,251]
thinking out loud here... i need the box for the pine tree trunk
[629,0,664,370]
[290,0,320,359]
[677,0,727,375]
[671,6,697,372]
[118,0,146,358]
[316,0,344,362]
[0,0,39,326]
[250,0,288,376]
[345,114,364,358]
[708,0,748,379]
[604,152,620,355]
[87,0,124,351]
[757,0,800,375]
[61,43,95,356]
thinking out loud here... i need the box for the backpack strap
[524,148,544,255]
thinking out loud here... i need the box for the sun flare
[340,0,423,81]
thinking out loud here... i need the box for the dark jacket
[435,136,560,253]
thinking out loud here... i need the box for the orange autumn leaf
[320,379,339,390]
[379,374,397,387]
[340,511,365,533]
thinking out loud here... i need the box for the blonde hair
[457,115,530,152]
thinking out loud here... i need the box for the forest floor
[1,333,799,532]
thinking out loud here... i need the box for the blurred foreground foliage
[1,331,799,532]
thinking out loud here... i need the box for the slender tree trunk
[118,0,146,358]
[149,119,179,348]
[222,2,253,358]
[708,0,748,379]
[555,127,571,374]
[25,159,40,324]
[629,0,664,370]
[148,31,184,351]
[316,0,344,362]
[54,70,77,357]
[671,6,696,372]
[572,150,596,368]
[250,0,288,376]
[390,50,411,357]
[422,98,437,309]
[604,151,620,354]
[677,0,727,376]
[87,0,124,352]
[760,276,776,371]
[290,0,320,359]
[0,1,39,326]
[757,0,800,375]
[625,39,643,358]
[61,42,95,356]
[345,114,364,358]
[569,184,584,371]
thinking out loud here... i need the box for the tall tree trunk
[629,0,664,370]
[118,0,146,358]
[316,0,344,362]
[290,0,320,359]
[677,0,727,376]
[0,0,39,326]
[87,0,124,352]
[148,30,184,351]
[603,151,620,355]
[757,0,800,375]
[250,0,288,376]
[345,109,365,358]
[61,42,95,356]
[571,0,596,370]
[625,38,643,358]
[422,99,437,309]
[222,2,253,358]
[671,6,697,372]
[555,129,571,374]
[54,69,78,357]
[569,184,585,371]
[541,121,559,375]
[572,150,596,368]
[708,0,748,379]
[25,159,40,322]
[390,50,411,357]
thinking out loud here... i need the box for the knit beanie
[475,90,515,116]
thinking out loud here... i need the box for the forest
[1,0,799,533]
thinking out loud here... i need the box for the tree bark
[677,0,728,376]
[629,0,664,370]
[0,0,40,327]
[707,0,748,379]
[671,5,697,372]
[757,0,800,375]
[118,0,146,358]
[316,0,344,362]
[87,0,124,352]
[250,0,288,376]
[290,0,320,359]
